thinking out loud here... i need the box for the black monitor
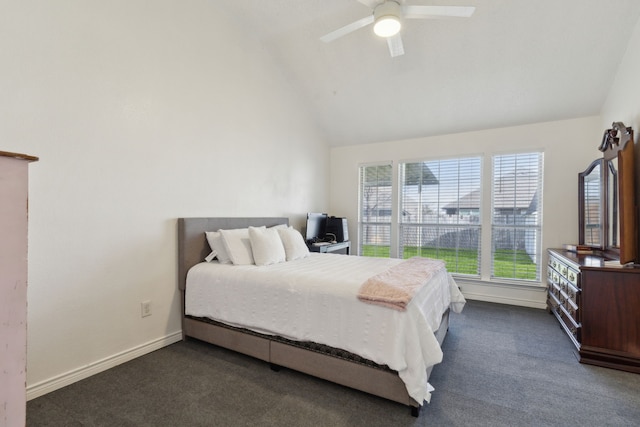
[305,212,328,242]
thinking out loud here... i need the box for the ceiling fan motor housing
[374,1,402,37]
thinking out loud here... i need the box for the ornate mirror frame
[580,122,637,264]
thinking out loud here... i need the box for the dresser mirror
[579,159,605,248]
[579,122,636,263]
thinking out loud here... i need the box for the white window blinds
[491,152,543,281]
[399,157,482,276]
[358,163,392,257]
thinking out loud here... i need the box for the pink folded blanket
[357,257,446,311]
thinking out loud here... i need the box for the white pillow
[248,226,286,266]
[204,251,216,263]
[277,226,310,261]
[220,227,256,265]
[205,231,231,264]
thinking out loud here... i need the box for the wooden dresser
[547,248,640,373]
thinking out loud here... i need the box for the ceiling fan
[320,0,475,57]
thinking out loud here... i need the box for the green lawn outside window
[361,245,537,280]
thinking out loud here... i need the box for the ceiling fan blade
[387,33,404,57]
[356,0,380,7]
[402,5,475,19]
[320,15,375,43]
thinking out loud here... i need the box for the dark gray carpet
[27,300,640,426]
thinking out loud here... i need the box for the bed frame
[177,217,450,416]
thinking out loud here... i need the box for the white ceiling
[222,0,640,147]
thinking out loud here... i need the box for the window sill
[453,276,547,292]
[453,276,548,309]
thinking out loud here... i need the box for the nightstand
[308,241,350,255]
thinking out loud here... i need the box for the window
[357,152,544,285]
[399,157,482,276]
[491,152,543,281]
[358,163,392,257]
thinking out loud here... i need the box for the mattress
[185,253,465,404]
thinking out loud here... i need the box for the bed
[177,217,465,416]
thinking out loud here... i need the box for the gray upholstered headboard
[177,217,289,291]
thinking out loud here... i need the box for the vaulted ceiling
[222,1,640,146]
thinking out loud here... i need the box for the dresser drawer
[547,287,561,310]
[567,267,579,287]
[547,249,582,350]
[559,309,581,343]
[566,282,580,305]
[559,263,569,279]
[548,280,562,302]
[562,293,579,323]
[548,253,581,289]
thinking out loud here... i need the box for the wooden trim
[615,127,636,263]
[0,151,39,162]
[580,345,640,374]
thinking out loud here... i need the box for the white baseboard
[27,331,183,401]
[455,279,548,310]
[463,291,548,310]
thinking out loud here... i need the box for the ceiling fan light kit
[321,1,475,57]
[373,1,402,38]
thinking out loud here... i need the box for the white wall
[601,13,640,190]
[329,117,602,308]
[0,0,329,397]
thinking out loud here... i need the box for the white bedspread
[185,253,466,404]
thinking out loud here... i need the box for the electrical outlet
[141,300,152,318]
